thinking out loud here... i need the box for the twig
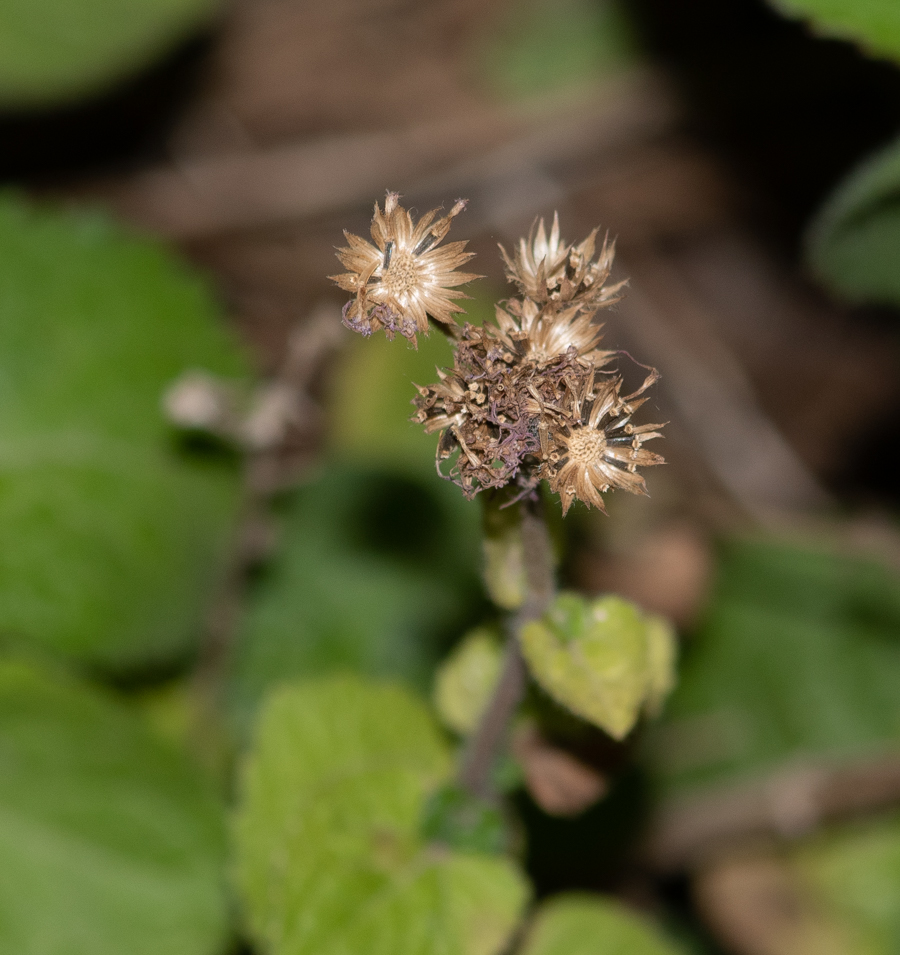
[190,302,344,709]
[459,497,555,800]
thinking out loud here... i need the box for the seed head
[500,212,627,309]
[332,199,665,515]
[543,370,665,516]
[330,192,480,347]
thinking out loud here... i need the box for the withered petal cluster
[412,215,665,515]
[330,192,480,348]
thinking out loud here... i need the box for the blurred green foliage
[653,537,900,795]
[234,675,529,955]
[327,302,492,475]
[228,463,484,730]
[0,660,228,955]
[434,626,503,736]
[806,134,900,306]
[794,815,900,955]
[521,894,686,955]
[780,0,900,308]
[769,0,900,64]
[0,0,221,107]
[0,196,247,673]
[477,0,638,101]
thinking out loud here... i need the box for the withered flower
[543,369,665,517]
[330,192,479,347]
[335,199,665,515]
[500,212,627,309]
[492,297,614,365]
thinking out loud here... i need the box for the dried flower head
[333,198,664,515]
[492,296,614,365]
[500,212,627,309]
[330,192,480,347]
[543,369,665,516]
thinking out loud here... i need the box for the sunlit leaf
[0,660,228,955]
[234,675,530,955]
[0,196,247,672]
[0,0,222,107]
[521,893,685,955]
[521,594,673,740]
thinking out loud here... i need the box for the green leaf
[521,594,675,740]
[234,675,530,955]
[0,660,228,955]
[793,815,900,955]
[806,133,900,306]
[0,196,246,672]
[434,627,503,736]
[653,537,900,796]
[228,463,481,729]
[767,0,900,64]
[521,894,685,955]
[0,0,222,107]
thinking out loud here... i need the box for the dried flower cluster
[332,196,664,515]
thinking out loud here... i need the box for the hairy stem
[459,495,555,799]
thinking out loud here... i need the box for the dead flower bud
[500,212,627,309]
[330,192,481,347]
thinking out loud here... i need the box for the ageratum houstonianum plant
[332,194,664,514]
[331,193,668,798]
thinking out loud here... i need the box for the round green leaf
[234,675,530,955]
[521,894,685,955]
[434,628,503,736]
[521,594,667,740]
[0,195,247,671]
[0,660,228,955]
[768,0,900,63]
[0,0,222,107]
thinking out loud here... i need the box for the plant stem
[459,495,555,799]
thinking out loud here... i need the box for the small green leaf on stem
[521,593,677,740]
[435,627,504,736]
